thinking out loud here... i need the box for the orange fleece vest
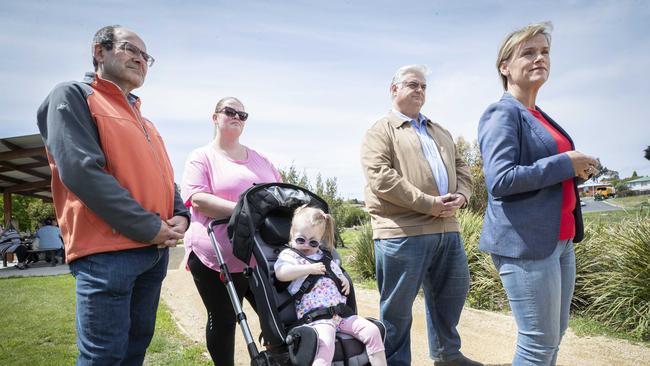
[48,77,175,262]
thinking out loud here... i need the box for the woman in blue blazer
[478,22,598,366]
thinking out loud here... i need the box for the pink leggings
[311,315,384,366]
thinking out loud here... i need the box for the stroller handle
[206,215,266,363]
[208,217,231,233]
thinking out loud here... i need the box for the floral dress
[274,249,347,319]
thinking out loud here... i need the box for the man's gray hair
[390,64,429,87]
[92,24,122,71]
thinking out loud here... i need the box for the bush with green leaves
[333,203,370,228]
[349,221,376,280]
[0,195,55,231]
[458,210,508,311]
[574,214,650,340]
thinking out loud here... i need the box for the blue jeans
[492,240,575,366]
[375,232,470,366]
[69,246,169,366]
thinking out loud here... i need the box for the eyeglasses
[294,236,320,248]
[113,41,155,67]
[217,106,249,121]
[400,81,427,91]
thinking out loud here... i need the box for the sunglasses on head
[294,237,320,248]
[217,106,249,121]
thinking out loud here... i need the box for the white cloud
[2,0,649,200]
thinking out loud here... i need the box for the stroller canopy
[226,183,329,265]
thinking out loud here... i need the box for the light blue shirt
[392,109,449,195]
[35,225,64,250]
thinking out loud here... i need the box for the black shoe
[434,354,483,366]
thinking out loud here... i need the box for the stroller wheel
[250,351,275,366]
[287,326,318,366]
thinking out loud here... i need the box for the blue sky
[1,1,648,199]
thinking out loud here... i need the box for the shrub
[333,203,370,229]
[575,215,650,340]
[349,221,376,280]
[573,221,609,310]
[459,210,508,311]
[346,210,510,310]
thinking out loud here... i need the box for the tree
[456,137,488,214]
[645,146,650,161]
[279,164,311,189]
[0,195,54,231]
[631,171,639,178]
[592,159,619,181]
[278,166,347,246]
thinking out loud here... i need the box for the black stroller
[207,183,385,366]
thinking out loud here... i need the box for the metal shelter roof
[0,133,51,202]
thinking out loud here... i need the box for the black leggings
[3,244,28,263]
[187,251,256,366]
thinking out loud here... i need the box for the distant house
[627,176,650,192]
[577,180,614,196]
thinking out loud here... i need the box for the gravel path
[161,268,649,365]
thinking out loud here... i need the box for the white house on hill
[627,176,650,192]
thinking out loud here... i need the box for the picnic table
[1,239,60,267]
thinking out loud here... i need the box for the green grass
[583,194,650,225]
[0,275,211,365]
[608,194,650,208]
[583,206,649,224]
[338,227,377,289]
[0,275,77,365]
[570,316,650,346]
[339,227,362,248]
[145,304,212,366]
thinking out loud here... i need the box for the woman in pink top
[181,97,281,366]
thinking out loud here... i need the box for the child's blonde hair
[290,205,336,252]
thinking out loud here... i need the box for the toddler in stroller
[208,182,385,366]
[274,205,387,366]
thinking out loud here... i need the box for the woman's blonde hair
[290,205,336,252]
[496,21,553,90]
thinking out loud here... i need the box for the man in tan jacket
[361,65,480,366]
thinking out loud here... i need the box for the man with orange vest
[37,25,189,366]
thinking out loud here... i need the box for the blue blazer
[478,93,584,260]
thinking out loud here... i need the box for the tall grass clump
[349,221,376,280]
[575,214,650,340]
[347,210,509,310]
[459,210,508,311]
[573,220,609,310]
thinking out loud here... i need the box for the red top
[528,108,576,240]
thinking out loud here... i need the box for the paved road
[580,197,622,213]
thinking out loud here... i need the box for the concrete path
[0,259,70,278]
[161,266,650,366]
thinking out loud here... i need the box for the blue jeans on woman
[69,246,169,366]
[375,232,470,366]
[491,240,575,366]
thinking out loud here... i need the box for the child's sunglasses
[294,237,320,248]
[217,106,249,121]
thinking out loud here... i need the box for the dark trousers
[188,251,257,366]
[13,244,28,263]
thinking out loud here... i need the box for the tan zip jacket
[361,111,472,239]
